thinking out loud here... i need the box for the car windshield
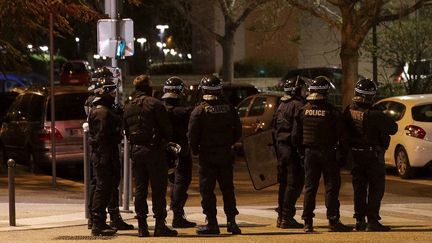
[46,93,88,121]
[412,104,432,122]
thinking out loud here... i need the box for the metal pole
[83,122,90,219]
[372,24,378,83]
[122,135,131,211]
[8,159,16,226]
[49,12,57,187]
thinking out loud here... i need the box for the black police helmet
[89,67,115,92]
[353,78,377,104]
[162,76,185,99]
[200,75,222,97]
[307,76,331,101]
[283,76,305,95]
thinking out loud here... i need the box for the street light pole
[156,25,169,63]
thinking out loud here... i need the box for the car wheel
[395,146,415,179]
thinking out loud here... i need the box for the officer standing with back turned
[88,76,123,236]
[161,76,197,228]
[343,79,397,232]
[123,75,178,237]
[85,68,133,233]
[188,75,242,235]
[273,77,306,229]
[292,76,352,233]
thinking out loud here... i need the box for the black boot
[355,218,367,231]
[276,215,282,228]
[137,217,150,237]
[227,216,242,235]
[304,218,313,233]
[154,219,178,237]
[91,222,117,236]
[280,217,304,229]
[367,220,391,232]
[196,217,220,235]
[109,214,134,230]
[87,218,93,229]
[329,218,353,232]
[172,214,197,228]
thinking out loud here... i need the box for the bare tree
[0,0,100,71]
[287,0,428,108]
[160,0,277,82]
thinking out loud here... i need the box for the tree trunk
[221,33,235,82]
[340,46,359,110]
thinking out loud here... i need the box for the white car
[375,94,432,179]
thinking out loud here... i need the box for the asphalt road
[0,155,431,242]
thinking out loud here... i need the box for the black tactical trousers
[277,142,304,219]
[199,148,239,219]
[91,146,121,225]
[351,149,386,222]
[88,150,121,218]
[170,153,193,215]
[302,147,341,220]
[132,145,168,220]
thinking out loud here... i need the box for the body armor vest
[302,103,337,146]
[123,95,159,145]
[348,105,368,146]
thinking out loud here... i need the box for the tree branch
[168,0,224,42]
[287,0,342,29]
[378,0,426,23]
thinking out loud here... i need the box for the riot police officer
[292,76,352,233]
[343,79,397,232]
[273,77,306,229]
[85,68,133,232]
[188,75,242,235]
[88,77,124,236]
[161,76,197,228]
[123,74,177,237]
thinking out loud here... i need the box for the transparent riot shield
[242,129,278,190]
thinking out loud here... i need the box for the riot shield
[243,129,278,190]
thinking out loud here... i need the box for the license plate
[69,128,83,136]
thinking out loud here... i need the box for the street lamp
[75,37,80,57]
[136,37,147,51]
[156,25,169,63]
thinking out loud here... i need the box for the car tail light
[39,126,63,141]
[404,125,426,139]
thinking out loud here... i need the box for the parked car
[236,92,284,147]
[274,67,366,109]
[0,90,21,165]
[374,94,432,178]
[152,82,259,107]
[59,60,92,85]
[0,85,90,171]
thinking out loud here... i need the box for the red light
[404,125,426,139]
[39,126,63,141]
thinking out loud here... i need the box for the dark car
[274,67,366,108]
[0,85,89,170]
[152,82,259,107]
[59,60,92,85]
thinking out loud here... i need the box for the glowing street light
[156,24,169,34]
[39,46,49,52]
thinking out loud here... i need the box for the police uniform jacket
[123,91,173,147]
[273,95,305,143]
[164,98,193,153]
[343,102,398,149]
[88,103,122,150]
[292,100,345,149]
[188,98,242,154]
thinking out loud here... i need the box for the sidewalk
[0,166,92,231]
